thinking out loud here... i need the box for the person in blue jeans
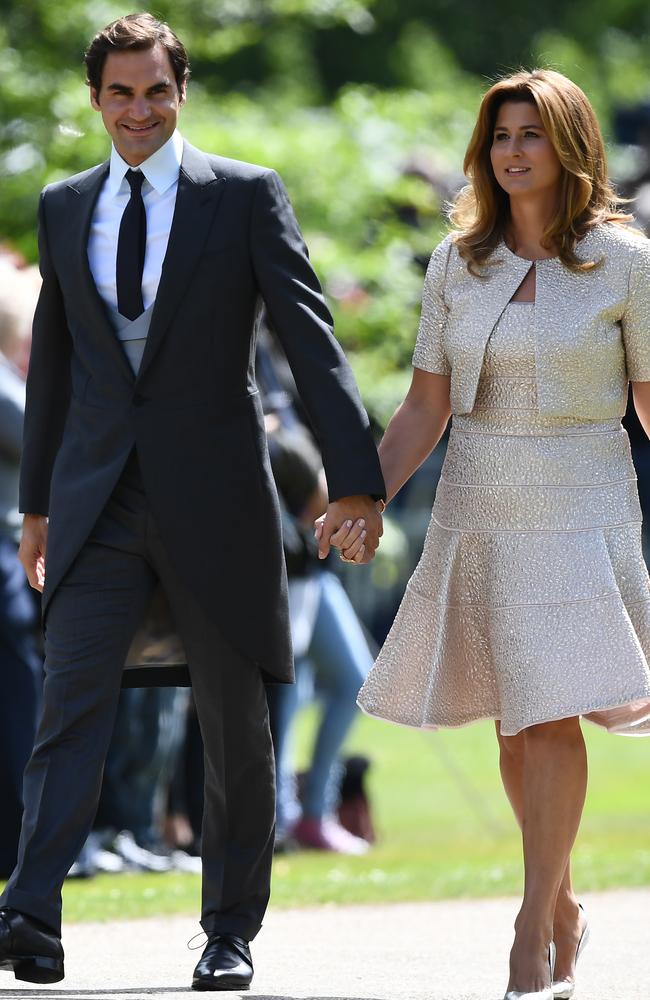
[265,417,373,854]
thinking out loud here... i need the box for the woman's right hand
[314,513,370,563]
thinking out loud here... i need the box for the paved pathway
[1,889,647,1000]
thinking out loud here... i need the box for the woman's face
[490,100,562,201]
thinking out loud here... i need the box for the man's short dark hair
[84,12,190,96]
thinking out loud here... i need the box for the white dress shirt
[88,130,183,314]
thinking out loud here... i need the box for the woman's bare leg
[495,719,587,991]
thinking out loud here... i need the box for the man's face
[90,44,185,166]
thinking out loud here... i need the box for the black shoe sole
[0,956,65,984]
[192,976,251,991]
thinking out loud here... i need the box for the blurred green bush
[2,1,650,420]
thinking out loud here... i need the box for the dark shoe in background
[192,933,253,991]
[0,908,64,984]
[293,754,376,850]
[291,815,369,854]
[337,754,376,844]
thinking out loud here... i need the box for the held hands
[19,514,48,592]
[314,495,383,565]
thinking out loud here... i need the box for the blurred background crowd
[3,0,650,883]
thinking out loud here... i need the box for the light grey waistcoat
[109,303,155,375]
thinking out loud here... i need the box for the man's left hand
[315,495,383,563]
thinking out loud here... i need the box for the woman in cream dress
[325,70,650,1000]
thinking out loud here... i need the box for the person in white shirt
[0,11,385,992]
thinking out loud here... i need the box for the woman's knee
[496,721,525,760]
[523,716,583,747]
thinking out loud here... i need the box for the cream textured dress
[358,226,650,736]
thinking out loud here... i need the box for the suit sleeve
[412,235,453,375]
[249,169,385,502]
[19,191,72,515]
[622,238,650,382]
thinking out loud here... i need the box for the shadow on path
[0,991,388,1000]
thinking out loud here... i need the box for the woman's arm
[379,368,451,503]
[632,381,650,438]
[313,368,451,559]
[315,235,454,560]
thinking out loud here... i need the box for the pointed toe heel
[504,942,555,1000]
[552,905,589,1000]
[505,989,553,1000]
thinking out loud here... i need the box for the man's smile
[120,122,160,134]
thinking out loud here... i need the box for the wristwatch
[376,499,386,514]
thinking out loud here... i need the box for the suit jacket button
[133,393,144,406]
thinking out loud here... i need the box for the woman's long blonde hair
[451,69,631,273]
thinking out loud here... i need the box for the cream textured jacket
[413,223,650,418]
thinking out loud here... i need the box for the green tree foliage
[2,1,650,420]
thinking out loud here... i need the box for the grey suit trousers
[0,451,276,938]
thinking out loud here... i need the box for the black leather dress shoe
[0,908,64,983]
[192,934,253,991]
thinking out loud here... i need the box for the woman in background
[333,70,650,999]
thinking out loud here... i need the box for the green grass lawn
[269,710,650,905]
[44,710,650,922]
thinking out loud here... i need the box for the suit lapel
[67,164,136,383]
[136,142,226,382]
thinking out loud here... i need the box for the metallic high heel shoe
[504,941,556,1000]
[552,905,590,999]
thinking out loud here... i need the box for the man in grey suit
[0,12,384,990]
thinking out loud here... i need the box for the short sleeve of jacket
[412,235,453,375]
[622,238,650,382]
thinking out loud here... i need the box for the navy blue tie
[116,169,146,320]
